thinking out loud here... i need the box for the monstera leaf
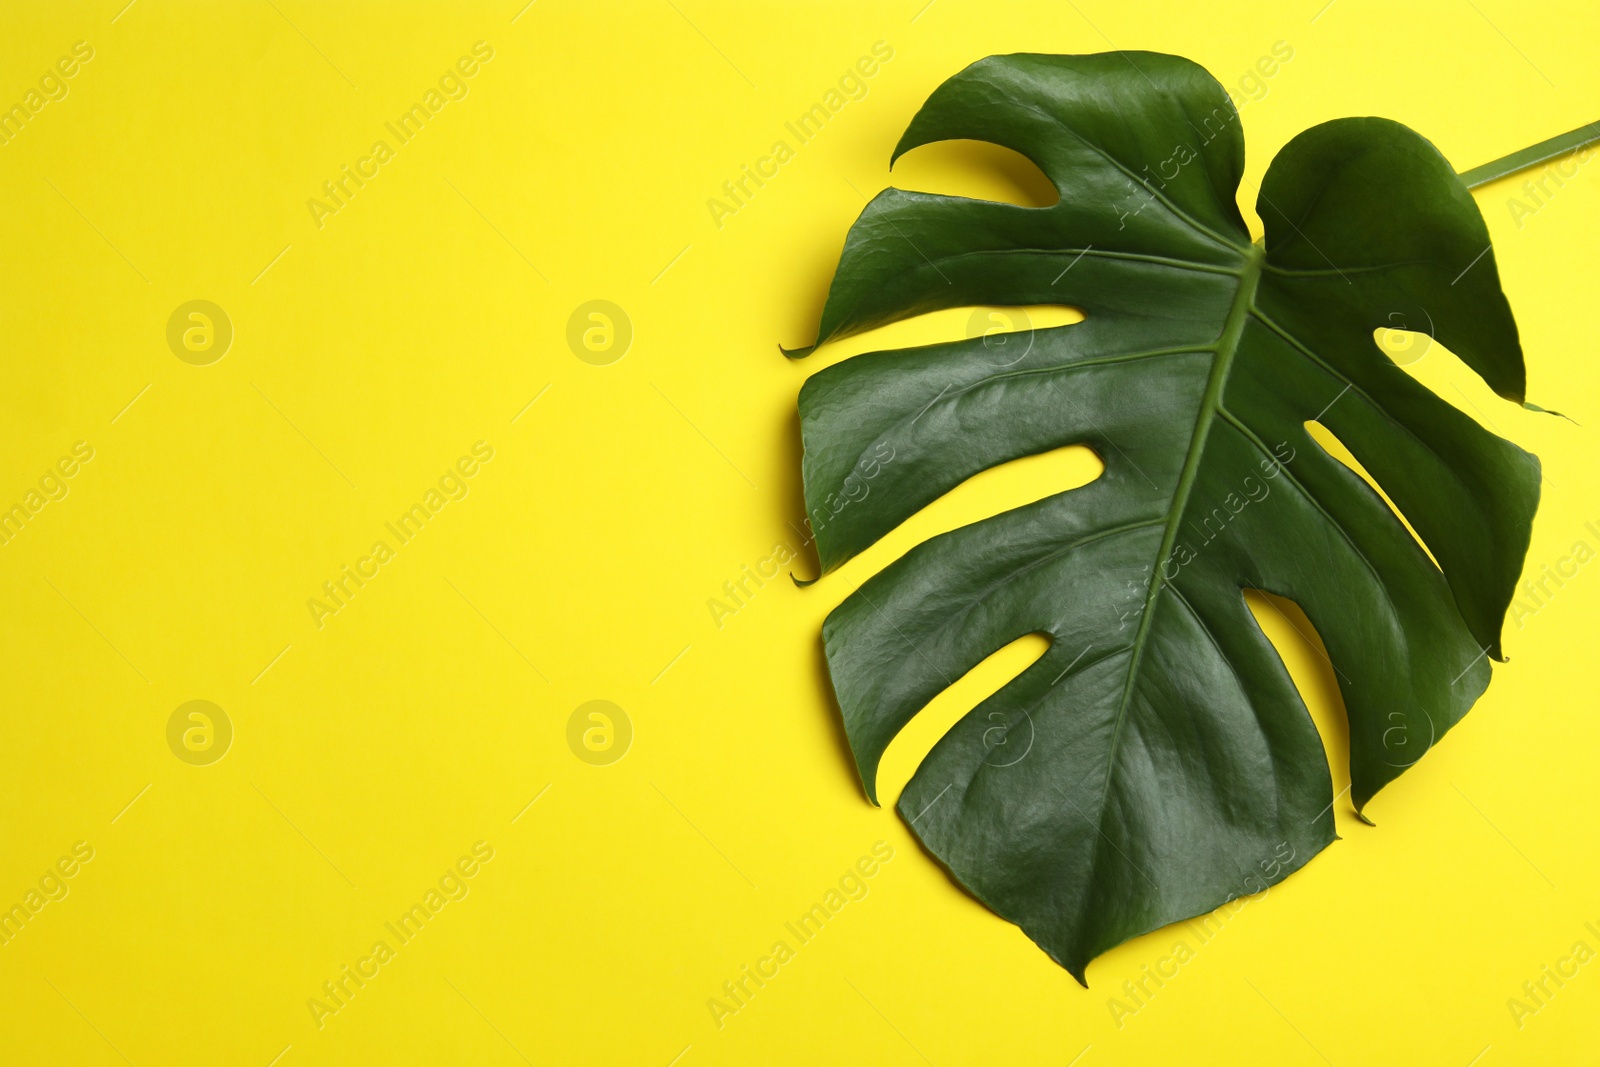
[789,51,1540,982]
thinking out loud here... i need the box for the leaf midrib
[1086,242,1266,894]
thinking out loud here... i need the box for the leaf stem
[1459,120,1600,188]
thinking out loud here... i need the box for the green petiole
[1460,120,1600,189]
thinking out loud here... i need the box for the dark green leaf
[790,51,1540,983]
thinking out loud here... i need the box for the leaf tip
[779,341,816,360]
[1522,399,1578,425]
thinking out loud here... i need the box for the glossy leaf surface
[792,52,1540,982]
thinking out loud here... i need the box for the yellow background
[1,1,1596,1063]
